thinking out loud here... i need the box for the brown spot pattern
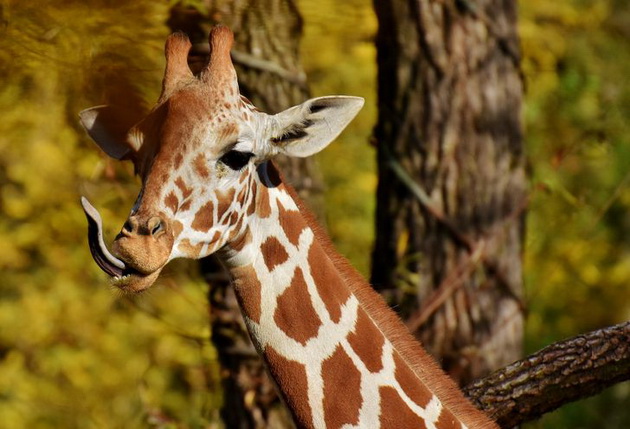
[347,308,385,373]
[209,230,221,246]
[191,201,214,232]
[232,264,262,324]
[263,347,312,428]
[261,236,289,271]
[393,353,433,408]
[174,153,183,169]
[178,239,204,258]
[435,408,462,429]
[379,386,427,429]
[175,176,192,199]
[216,187,235,219]
[228,211,239,225]
[257,186,272,218]
[171,220,184,238]
[247,193,256,216]
[229,224,251,252]
[307,243,351,323]
[237,185,247,204]
[278,201,306,247]
[179,199,192,212]
[274,268,322,345]
[193,154,209,178]
[164,192,179,213]
[322,345,362,428]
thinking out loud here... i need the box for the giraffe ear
[79,105,139,160]
[269,96,364,158]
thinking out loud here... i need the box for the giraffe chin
[110,269,162,294]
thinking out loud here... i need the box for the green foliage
[521,0,630,426]
[522,0,630,349]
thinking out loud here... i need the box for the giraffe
[80,26,497,429]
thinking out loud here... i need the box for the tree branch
[464,321,630,427]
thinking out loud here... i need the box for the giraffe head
[81,26,363,292]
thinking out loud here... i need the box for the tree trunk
[168,2,320,427]
[372,0,526,385]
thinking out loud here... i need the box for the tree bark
[168,2,319,427]
[464,321,630,428]
[371,0,527,385]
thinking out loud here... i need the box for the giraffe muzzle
[81,197,172,293]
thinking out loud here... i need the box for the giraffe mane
[273,163,497,428]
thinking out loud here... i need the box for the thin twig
[386,147,530,323]
[405,242,486,332]
[383,146,476,251]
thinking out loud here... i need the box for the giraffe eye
[219,150,254,170]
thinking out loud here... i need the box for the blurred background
[0,0,629,427]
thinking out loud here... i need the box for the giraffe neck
[219,163,495,429]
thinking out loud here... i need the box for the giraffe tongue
[80,197,127,278]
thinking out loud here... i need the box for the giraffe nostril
[148,217,164,237]
[122,220,134,234]
[120,217,140,237]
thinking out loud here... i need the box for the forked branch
[464,321,630,427]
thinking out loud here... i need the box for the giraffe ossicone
[80,26,497,429]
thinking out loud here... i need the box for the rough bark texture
[372,0,527,385]
[464,321,630,428]
[169,2,319,427]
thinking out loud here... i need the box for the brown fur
[436,408,464,429]
[347,308,385,373]
[171,220,184,239]
[263,346,313,428]
[164,192,179,214]
[257,186,273,218]
[260,236,289,271]
[178,238,204,258]
[278,200,306,247]
[393,352,433,408]
[193,153,209,178]
[216,187,236,220]
[378,386,427,429]
[232,264,262,324]
[307,242,351,324]
[274,268,322,345]
[175,176,193,200]
[229,219,252,252]
[191,201,214,232]
[322,345,362,428]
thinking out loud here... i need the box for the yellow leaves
[0,1,219,427]
[299,0,378,276]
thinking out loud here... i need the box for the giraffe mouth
[81,197,138,280]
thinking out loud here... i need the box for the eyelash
[219,150,255,170]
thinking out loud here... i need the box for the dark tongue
[81,197,126,277]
